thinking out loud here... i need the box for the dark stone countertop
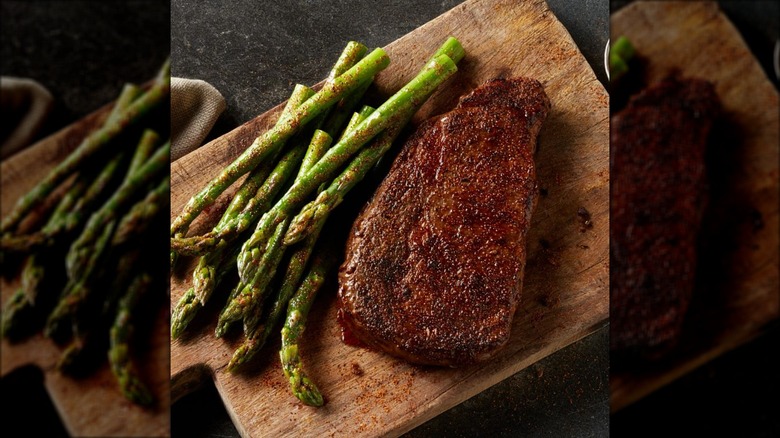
[1,1,171,141]
[171,1,610,437]
[173,0,610,142]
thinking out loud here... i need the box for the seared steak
[338,77,550,366]
[610,77,720,355]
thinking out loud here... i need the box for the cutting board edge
[386,316,609,438]
[609,316,777,413]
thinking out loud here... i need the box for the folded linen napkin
[171,77,226,161]
[1,77,54,159]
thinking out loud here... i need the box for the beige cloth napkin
[171,77,226,161]
[1,77,54,159]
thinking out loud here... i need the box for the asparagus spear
[227,108,371,369]
[430,36,466,65]
[66,140,170,280]
[46,141,169,338]
[237,52,459,283]
[0,230,52,253]
[215,128,334,336]
[178,136,309,337]
[170,287,198,338]
[215,217,291,337]
[170,41,371,256]
[1,289,31,339]
[0,149,127,253]
[0,256,47,338]
[297,130,334,181]
[109,272,155,405]
[2,85,142,337]
[171,84,318,337]
[108,83,144,124]
[228,217,326,371]
[284,107,392,244]
[609,36,635,81]
[338,105,376,141]
[1,60,170,234]
[327,41,369,81]
[229,37,464,368]
[44,218,118,339]
[173,132,312,337]
[169,46,388,239]
[112,176,170,248]
[280,245,336,407]
[311,41,374,138]
[0,93,152,254]
[169,84,314,257]
[170,244,240,339]
[226,130,334,361]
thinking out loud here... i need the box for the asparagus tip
[293,374,324,407]
[214,320,231,338]
[120,376,154,405]
[226,345,249,373]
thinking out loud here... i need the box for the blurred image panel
[608,1,779,436]
[1,2,171,437]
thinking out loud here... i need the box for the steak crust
[338,77,550,366]
[610,77,720,355]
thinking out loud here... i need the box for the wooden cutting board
[610,1,780,412]
[170,0,609,436]
[0,104,170,437]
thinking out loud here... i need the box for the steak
[610,76,720,355]
[338,77,550,366]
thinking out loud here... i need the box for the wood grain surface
[170,0,609,436]
[0,103,170,437]
[610,1,780,412]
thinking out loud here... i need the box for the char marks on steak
[338,77,550,366]
[610,76,720,355]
